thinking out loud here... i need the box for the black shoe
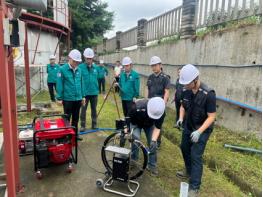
[176,169,190,179]
[79,127,85,132]
[77,136,83,141]
[91,124,97,129]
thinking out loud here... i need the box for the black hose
[78,146,105,175]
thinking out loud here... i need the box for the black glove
[149,141,157,155]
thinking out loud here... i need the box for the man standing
[56,49,84,131]
[176,64,216,197]
[97,60,108,94]
[118,57,140,117]
[128,97,165,176]
[114,60,122,93]
[173,67,184,127]
[47,55,59,102]
[79,48,99,130]
[147,56,170,148]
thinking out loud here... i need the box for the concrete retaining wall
[101,25,262,136]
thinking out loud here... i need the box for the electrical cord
[78,146,105,175]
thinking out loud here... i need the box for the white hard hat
[99,60,104,64]
[147,97,165,119]
[49,54,56,59]
[179,64,200,85]
[68,49,82,62]
[83,48,95,58]
[122,57,132,66]
[149,56,161,65]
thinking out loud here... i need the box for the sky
[103,0,182,38]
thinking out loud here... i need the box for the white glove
[176,119,183,128]
[191,130,201,143]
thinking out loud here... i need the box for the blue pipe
[216,96,262,113]
[79,128,116,135]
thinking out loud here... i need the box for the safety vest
[182,82,215,130]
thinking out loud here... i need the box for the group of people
[46,48,108,131]
[46,48,216,197]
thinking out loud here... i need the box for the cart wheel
[96,179,104,188]
[36,171,43,180]
[66,164,74,173]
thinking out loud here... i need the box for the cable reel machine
[96,117,148,197]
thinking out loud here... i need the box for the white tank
[19,129,33,140]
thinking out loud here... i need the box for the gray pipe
[224,144,262,155]
[7,0,47,12]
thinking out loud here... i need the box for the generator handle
[33,126,76,134]
[32,114,70,125]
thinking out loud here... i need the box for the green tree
[69,0,114,51]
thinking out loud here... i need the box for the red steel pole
[24,24,31,112]
[8,47,20,192]
[0,0,20,196]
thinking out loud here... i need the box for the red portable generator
[33,114,78,179]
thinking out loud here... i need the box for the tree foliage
[69,0,114,51]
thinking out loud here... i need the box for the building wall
[14,27,60,96]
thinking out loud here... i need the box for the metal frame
[19,11,71,112]
[0,1,20,196]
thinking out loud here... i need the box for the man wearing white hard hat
[176,64,216,196]
[127,97,165,176]
[117,57,140,116]
[47,54,59,102]
[79,48,99,130]
[147,56,170,149]
[56,49,84,131]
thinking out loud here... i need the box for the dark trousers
[157,112,166,147]
[80,95,98,128]
[115,77,120,93]
[63,100,82,131]
[121,100,133,117]
[180,127,212,190]
[175,100,181,122]
[48,83,56,102]
[98,78,106,94]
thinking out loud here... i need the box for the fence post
[116,31,122,52]
[103,38,107,53]
[180,0,197,38]
[137,18,147,47]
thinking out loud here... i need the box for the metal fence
[196,0,262,28]
[146,6,182,42]
[120,27,138,48]
[98,0,261,53]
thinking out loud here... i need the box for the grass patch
[162,108,262,196]
[14,91,261,196]
[196,15,262,39]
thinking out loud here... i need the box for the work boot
[92,123,97,129]
[176,169,190,179]
[79,127,85,132]
[188,189,199,197]
[146,166,158,176]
